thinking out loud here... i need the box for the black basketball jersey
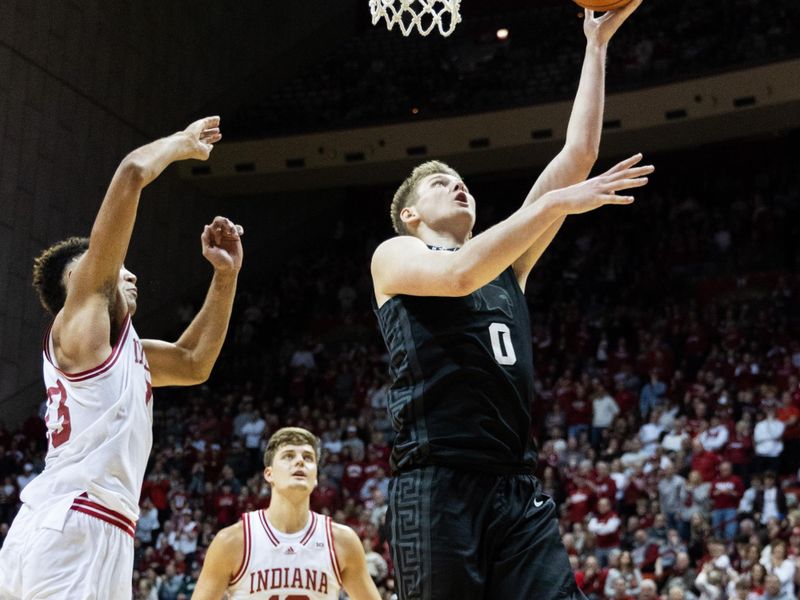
[374,264,537,474]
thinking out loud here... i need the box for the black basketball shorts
[387,465,586,600]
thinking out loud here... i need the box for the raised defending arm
[143,216,243,387]
[55,117,221,372]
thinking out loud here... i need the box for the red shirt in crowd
[778,404,800,440]
[341,460,366,497]
[311,483,341,514]
[588,511,622,549]
[691,449,722,482]
[724,434,753,466]
[564,395,592,427]
[592,474,617,507]
[142,476,170,510]
[710,474,744,510]
[214,489,239,526]
[614,389,638,415]
[565,482,595,524]
[575,567,607,597]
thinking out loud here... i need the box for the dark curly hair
[32,237,90,315]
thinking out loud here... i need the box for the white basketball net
[369,0,462,37]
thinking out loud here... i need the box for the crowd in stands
[230,0,800,137]
[1,136,799,600]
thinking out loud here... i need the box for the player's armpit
[371,236,473,304]
[332,523,382,600]
[52,295,117,373]
[192,523,244,600]
[140,339,207,387]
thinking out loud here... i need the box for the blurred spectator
[589,498,622,567]
[753,472,786,526]
[592,383,620,448]
[363,537,388,584]
[15,464,36,491]
[691,440,722,483]
[137,498,161,544]
[640,371,667,420]
[658,463,686,532]
[760,541,795,598]
[241,410,266,464]
[604,551,642,599]
[709,461,744,542]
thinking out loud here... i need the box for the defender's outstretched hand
[584,0,643,47]
[202,216,243,273]
[181,116,222,161]
[544,153,654,215]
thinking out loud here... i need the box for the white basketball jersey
[228,511,343,600]
[21,315,153,529]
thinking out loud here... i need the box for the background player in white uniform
[192,427,381,600]
[0,116,243,600]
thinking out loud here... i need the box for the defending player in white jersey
[0,117,242,600]
[192,427,381,600]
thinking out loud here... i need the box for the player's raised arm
[56,117,221,371]
[512,0,643,289]
[333,523,382,600]
[191,522,244,600]
[372,156,652,304]
[143,216,243,387]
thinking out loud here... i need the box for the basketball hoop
[369,0,462,37]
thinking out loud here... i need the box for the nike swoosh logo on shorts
[533,497,545,508]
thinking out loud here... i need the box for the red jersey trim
[229,513,252,585]
[43,315,132,382]
[258,510,280,547]
[325,516,343,587]
[70,495,136,538]
[300,512,317,546]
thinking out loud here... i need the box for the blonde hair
[390,160,461,235]
[263,427,321,468]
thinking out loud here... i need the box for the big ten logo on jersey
[133,339,153,404]
[45,380,72,448]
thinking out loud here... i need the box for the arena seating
[1,135,798,599]
[229,0,800,138]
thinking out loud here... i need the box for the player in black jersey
[371,3,649,599]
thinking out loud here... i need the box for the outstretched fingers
[604,153,644,175]
[608,176,650,192]
[599,194,635,205]
[607,164,654,183]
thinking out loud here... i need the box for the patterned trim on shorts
[389,468,434,600]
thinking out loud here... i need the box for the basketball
[573,0,635,10]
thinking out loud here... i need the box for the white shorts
[0,500,134,600]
